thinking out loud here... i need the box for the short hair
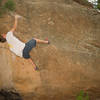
[0,35,6,43]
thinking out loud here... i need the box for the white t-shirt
[6,31,25,57]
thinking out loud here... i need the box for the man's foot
[47,41,50,44]
[45,38,50,44]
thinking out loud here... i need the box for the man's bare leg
[34,38,49,44]
[28,58,38,71]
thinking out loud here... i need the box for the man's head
[0,34,6,43]
[2,33,6,38]
[0,24,8,43]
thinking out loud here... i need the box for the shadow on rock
[0,89,22,100]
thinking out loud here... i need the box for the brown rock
[0,0,100,100]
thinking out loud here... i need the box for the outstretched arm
[10,15,19,32]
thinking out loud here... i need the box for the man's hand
[15,15,22,19]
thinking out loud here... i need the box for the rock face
[0,0,100,100]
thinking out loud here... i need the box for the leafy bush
[98,0,100,3]
[76,90,89,100]
[0,0,15,16]
[0,0,2,5]
[97,3,100,10]
[4,0,15,11]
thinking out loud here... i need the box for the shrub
[4,0,15,11]
[0,0,3,5]
[97,3,100,10]
[0,0,15,16]
[76,90,89,100]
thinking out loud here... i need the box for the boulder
[0,0,100,100]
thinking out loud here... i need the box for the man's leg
[28,58,39,71]
[34,38,49,44]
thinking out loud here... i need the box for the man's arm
[10,15,19,32]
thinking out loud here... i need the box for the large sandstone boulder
[0,0,100,100]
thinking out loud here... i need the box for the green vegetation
[87,0,100,10]
[97,0,100,9]
[85,0,89,3]
[97,3,100,9]
[0,0,2,6]
[0,0,15,16]
[76,90,89,100]
[4,0,15,11]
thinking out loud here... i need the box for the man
[0,15,50,70]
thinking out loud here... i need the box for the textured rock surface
[0,0,100,100]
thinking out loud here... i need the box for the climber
[0,15,50,70]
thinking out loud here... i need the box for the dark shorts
[23,38,36,59]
